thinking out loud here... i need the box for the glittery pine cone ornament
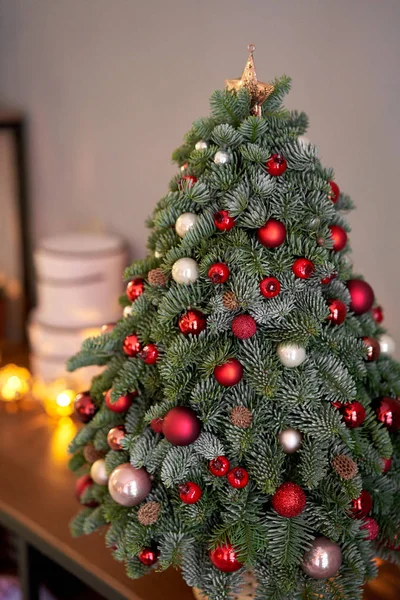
[223,291,239,310]
[83,444,106,464]
[148,268,167,287]
[137,501,161,526]
[230,406,253,429]
[332,454,358,480]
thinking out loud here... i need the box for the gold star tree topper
[225,44,274,118]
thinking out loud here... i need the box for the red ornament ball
[107,426,126,450]
[179,482,202,504]
[338,401,366,429]
[179,174,197,189]
[260,276,281,298]
[382,457,393,473]
[272,482,306,518]
[214,210,235,232]
[209,456,230,477]
[105,389,136,413]
[75,474,98,507]
[321,272,337,285]
[208,262,230,284]
[327,299,347,326]
[231,315,257,339]
[361,517,379,541]
[375,397,400,432]
[347,279,374,315]
[138,547,159,566]
[266,153,287,176]
[227,467,249,489]
[350,490,373,520]
[257,219,287,249]
[123,334,142,357]
[292,258,315,279]
[150,418,164,434]
[209,543,243,572]
[329,225,347,252]
[178,309,206,335]
[126,278,145,302]
[362,336,381,362]
[214,359,243,387]
[328,180,340,203]
[140,343,159,364]
[162,406,201,446]
[371,306,384,324]
[74,391,96,423]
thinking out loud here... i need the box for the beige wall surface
[0,0,399,353]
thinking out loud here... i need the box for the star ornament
[225,44,274,118]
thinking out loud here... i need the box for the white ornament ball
[90,458,108,485]
[171,257,199,285]
[195,140,208,151]
[154,250,163,258]
[379,333,396,357]
[278,428,303,453]
[123,305,133,318]
[277,343,306,368]
[298,135,312,148]
[214,150,231,165]
[175,212,198,238]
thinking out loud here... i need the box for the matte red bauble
[105,389,136,413]
[371,306,384,324]
[123,334,142,357]
[257,219,286,248]
[327,299,347,326]
[138,547,160,566]
[107,426,126,450]
[266,153,287,176]
[140,343,159,364]
[328,180,340,203]
[339,401,366,429]
[382,457,393,473]
[209,543,243,572]
[214,210,235,232]
[162,406,201,446]
[321,272,337,285]
[214,359,243,386]
[75,474,98,507]
[292,258,315,279]
[208,262,230,284]
[260,276,281,298]
[178,309,206,335]
[350,490,373,520]
[209,456,230,477]
[227,467,249,489]
[126,278,145,302]
[231,315,257,339]
[150,418,164,434]
[74,391,97,423]
[329,225,347,252]
[271,482,306,518]
[375,397,400,431]
[361,517,379,541]
[178,482,203,504]
[179,174,197,188]
[362,336,381,362]
[347,279,374,315]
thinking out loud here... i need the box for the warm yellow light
[56,389,75,407]
[50,416,77,464]
[0,364,31,402]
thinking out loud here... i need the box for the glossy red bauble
[74,391,97,423]
[123,334,142,357]
[266,153,287,176]
[126,278,145,302]
[178,482,203,504]
[292,258,315,279]
[178,309,207,335]
[138,547,160,566]
[328,180,340,203]
[272,482,306,518]
[329,225,347,252]
[209,543,243,572]
[350,490,373,520]
[107,426,126,450]
[327,299,347,326]
[231,315,257,339]
[371,306,384,324]
[338,401,366,429]
[162,406,201,446]
[375,397,400,431]
[227,467,249,489]
[382,457,393,473]
[214,210,235,232]
[140,343,159,364]
[214,359,243,386]
[76,474,98,507]
[347,279,374,315]
[257,219,287,249]
[260,276,281,298]
[209,456,230,477]
[105,389,136,413]
[179,175,197,188]
[361,517,379,541]
[321,272,337,285]
[150,418,164,434]
[362,336,381,362]
[208,262,230,284]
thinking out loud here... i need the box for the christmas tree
[69,46,400,600]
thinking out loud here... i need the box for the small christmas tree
[69,46,400,600]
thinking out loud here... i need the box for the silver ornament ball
[277,343,306,368]
[195,140,208,151]
[108,463,152,507]
[379,333,396,357]
[302,536,342,580]
[171,257,199,285]
[123,305,133,318]
[90,458,109,486]
[214,150,231,165]
[278,428,303,453]
[175,212,198,238]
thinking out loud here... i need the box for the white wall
[1,0,400,351]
